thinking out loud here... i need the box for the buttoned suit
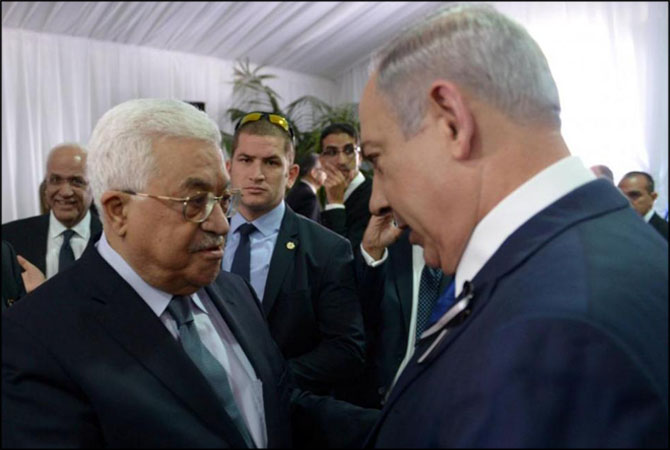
[1,212,103,274]
[321,176,372,252]
[2,241,378,448]
[261,205,366,395]
[366,180,668,447]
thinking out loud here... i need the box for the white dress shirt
[97,233,267,447]
[222,201,285,302]
[46,210,92,279]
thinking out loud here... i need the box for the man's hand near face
[361,213,403,261]
[323,161,348,204]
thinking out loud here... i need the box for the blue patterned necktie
[427,280,456,328]
[415,266,444,339]
[167,296,255,448]
[58,229,76,273]
[230,223,257,282]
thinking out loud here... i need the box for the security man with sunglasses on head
[319,123,373,254]
[2,99,379,448]
[223,112,367,400]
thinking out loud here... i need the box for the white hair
[372,3,561,137]
[87,98,222,217]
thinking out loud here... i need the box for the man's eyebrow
[181,177,212,192]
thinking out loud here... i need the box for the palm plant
[223,59,359,162]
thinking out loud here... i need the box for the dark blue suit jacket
[2,240,378,447]
[366,179,668,447]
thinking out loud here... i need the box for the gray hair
[87,98,222,217]
[372,3,561,137]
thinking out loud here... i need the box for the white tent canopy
[2,2,668,223]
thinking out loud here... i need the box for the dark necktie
[415,265,444,339]
[58,229,76,273]
[167,296,255,448]
[427,280,456,329]
[230,223,257,282]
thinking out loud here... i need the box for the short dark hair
[319,122,359,151]
[621,171,655,193]
[232,118,294,163]
[297,153,319,178]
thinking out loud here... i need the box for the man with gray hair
[2,99,378,447]
[359,3,667,447]
[2,143,102,278]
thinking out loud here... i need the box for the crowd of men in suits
[2,3,668,448]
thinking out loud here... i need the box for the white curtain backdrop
[332,1,669,217]
[1,28,336,223]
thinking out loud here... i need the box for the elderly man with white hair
[2,98,379,448]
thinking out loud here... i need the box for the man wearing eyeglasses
[319,123,373,253]
[2,100,378,448]
[2,143,103,279]
[223,112,366,399]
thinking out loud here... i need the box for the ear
[429,80,475,161]
[286,163,300,189]
[100,191,131,237]
[651,191,658,201]
[225,159,232,173]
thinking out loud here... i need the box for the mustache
[189,232,225,253]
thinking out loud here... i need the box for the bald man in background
[2,143,102,277]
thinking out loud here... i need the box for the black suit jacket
[649,211,668,240]
[261,205,366,395]
[350,231,452,407]
[1,212,103,274]
[366,180,668,447]
[286,181,321,223]
[1,240,26,311]
[321,176,372,252]
[2,242,379,448]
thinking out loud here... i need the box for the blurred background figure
[590,164,614,183]
[286,152,326,223]
[618,171,668,240]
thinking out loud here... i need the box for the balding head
[44,143,93,228]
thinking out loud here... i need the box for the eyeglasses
[320,143,359,158]
[235,112,295,140]
[123,189,242,223]
[47,174,89,189]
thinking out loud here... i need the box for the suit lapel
[35,214,50,274]
[370,180,631,444]
[88,249,249,447]
[261,206,299,317]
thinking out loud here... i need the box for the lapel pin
[286,241,296,250]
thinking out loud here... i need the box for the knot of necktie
[166,295,194,327]
[237,223,257,237]
[62,229,75,243]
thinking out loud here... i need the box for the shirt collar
[455,156,595,297]
[96,232,208,317]
[49,209,92,239]
[643,207,655,223]
[231,201,285,238]
[300,179,318,194]
[344,171,365,202]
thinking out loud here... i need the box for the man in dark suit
[2,143,102,277]
[358,3,667,447]
[286,152,326,222]
[618,170,669,240]
[2,99,378,448]
[347,223,452,408]
[319,123,372,252]
[223,112,366,396]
